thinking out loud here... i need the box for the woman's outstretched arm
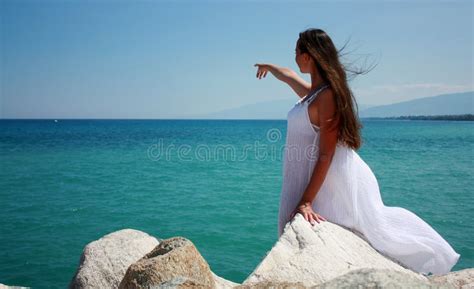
[254,63,311,98]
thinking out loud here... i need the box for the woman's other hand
[289,201,327,225]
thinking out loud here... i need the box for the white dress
[277,84,461,275]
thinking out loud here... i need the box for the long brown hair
[297,28,376,150]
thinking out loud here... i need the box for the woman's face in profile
[295,45,302,71]
[295,45,307,73]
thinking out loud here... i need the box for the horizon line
[1,115,473,121]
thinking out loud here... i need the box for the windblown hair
[297,28,376,150]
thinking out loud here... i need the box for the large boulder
[243,213,429,287]
[312,268,454,289]
[428,268,474,289]
[69,229,160,289]
[235,268,455,289]
[119,237,217,288]
[67,219,468,289]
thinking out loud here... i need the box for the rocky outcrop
[69,229,160,289]
[428,268,474,289]
[68,229,238,289]
[236,268,456,289]
[119,237,216,288]
[312,268,454,289]
[243,213,428,287]
[69,213,471,289]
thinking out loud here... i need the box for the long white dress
[277,84,461,275]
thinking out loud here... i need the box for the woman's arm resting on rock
[298,89,339,205]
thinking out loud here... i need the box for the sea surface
[0,119,473,288]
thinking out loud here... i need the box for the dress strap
[306,84,330,104]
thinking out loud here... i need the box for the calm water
[0,119,473,288]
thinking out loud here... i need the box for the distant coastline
[1,115,474,121]
[361,114,474,121]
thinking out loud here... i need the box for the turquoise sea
[0,119,473,288]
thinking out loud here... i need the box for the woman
[254,28,460,276]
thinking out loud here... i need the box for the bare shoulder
[317,87,336,110]
[317,87,339,127]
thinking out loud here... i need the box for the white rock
[313,268,455,289]
[69,228,159,289]
[428,268,474,289]
[243,213,429,287]
[0,284,30,289]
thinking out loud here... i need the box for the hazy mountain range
[359,91,473,117]
[190,91,473,119]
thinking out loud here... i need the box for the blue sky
[1,0,472,119]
